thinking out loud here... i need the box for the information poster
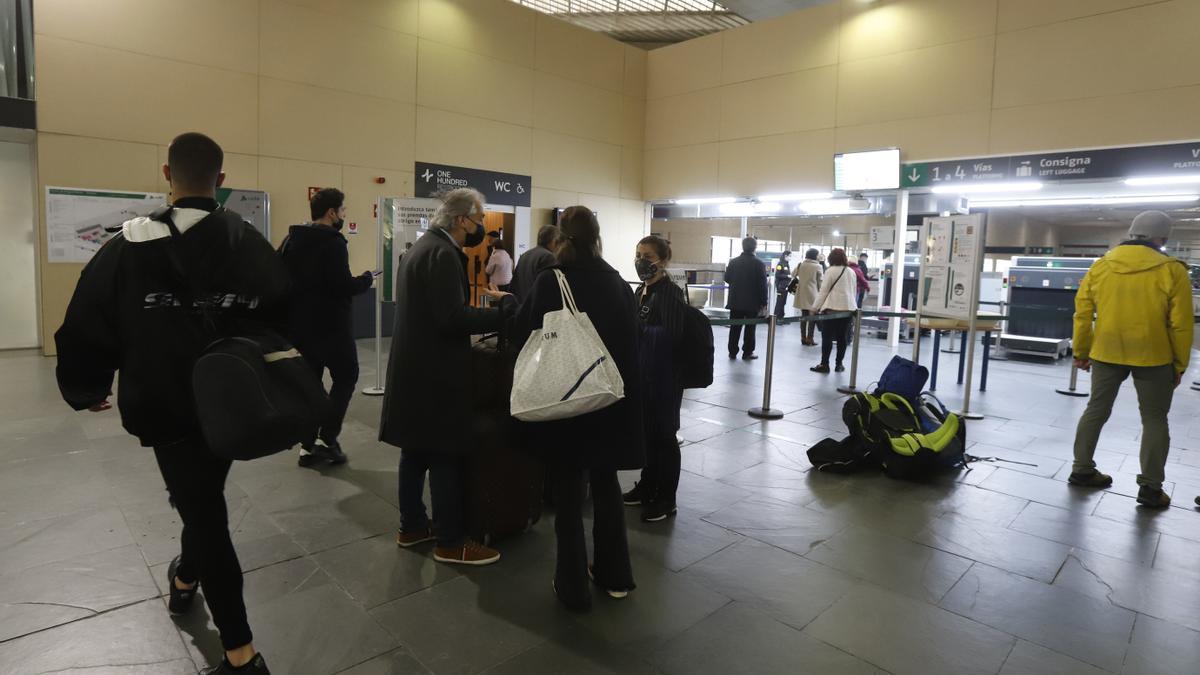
[380,197,438,302]
[217,188,270,239]
[919,215,984,321]
[46,187,165,263]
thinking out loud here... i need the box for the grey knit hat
[1128,210,1172,240]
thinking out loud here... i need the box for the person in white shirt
[485,236,514,292]
[810,248,858,373]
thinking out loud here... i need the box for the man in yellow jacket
[1070,211,1193,508]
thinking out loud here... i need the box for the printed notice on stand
[919,216,984,321]
[46,187,165,263]
[381,197,439,303]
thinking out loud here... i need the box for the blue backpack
[874,356,929,404]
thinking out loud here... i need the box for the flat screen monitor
[834,148,900,191]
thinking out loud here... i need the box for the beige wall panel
[339,98,417,172]
[278,0,419,34]
[342,166,415,272]
[642,144,720,201]
[645,90,720,150]
[993,1,1200,108]
[624,46,648,99]
[989,86,1200,155]
[579,193,625,277]
[37,37,258,154]
[717,129,836,196]
[621,147,643,201]
[35,0,258,73]
[532,131,621,197]
[419,0,536,68]
[835,111,992,161]
[623,97,646,149]
[997,0,1164,32]
[533,73,623,146]
[36,134,162,353]
[260,0,417,102]
[418,40,534,127]
[530,186,580,244]
[258,157,343,248]
[646,33,723,100]
[414,107,533,176]
[839,0,997,62]
[836,37,995,127]
[655,218,741,265]
[719,67,837,141]
[154,148,260,195]
[720,2,840,84]
[535,15,625,93]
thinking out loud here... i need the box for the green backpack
[841,392,967,480]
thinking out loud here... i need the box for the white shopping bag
[510,270,625,422]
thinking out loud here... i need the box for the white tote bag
[510,270,625,422]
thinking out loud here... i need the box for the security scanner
[999,256,1096,360]
[865,254,920,337]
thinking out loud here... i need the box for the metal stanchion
[837,310,863,395]
[749,316,784,420]
[362,289,385,396]
[1056,361,1089,397]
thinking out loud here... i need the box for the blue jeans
[399,450,465,548]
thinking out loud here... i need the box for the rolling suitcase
[464,335,543,544]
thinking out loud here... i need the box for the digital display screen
[834,148,901,191]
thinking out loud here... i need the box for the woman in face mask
[622,236,688,524]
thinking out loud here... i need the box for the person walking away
[810,248,857,373]
[381,188,513,565]
[55,132,286,674]
[851,257,870,308]
[1068,210,1192,508]
[485,235,514,293]
[724,237,768,360]
[280,188,374,467]
[621,235,688,523]
[818,252,827,271]
[511,206,643,611]
[773,251,792,321]
[791,249,823,347]
[510,224,560,302]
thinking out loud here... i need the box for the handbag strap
[814,266,848,310]
[553,269,580,315]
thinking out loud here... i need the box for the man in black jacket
[55,133,284,675]
[280,188,373,466]
[724,237,768,360]
[509,224,560,301]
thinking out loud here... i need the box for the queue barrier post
[837,310,863,395]
[749,315,785,420]
[363,283,386,397]
[1056,361,1089,398]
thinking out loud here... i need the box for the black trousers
[773,293,788,320]
[399,450,465,548]
[552,463,635,610]
[727,310,757,356]
[820,317,851,366]
[301,339,359,445]
[153,439,251,651]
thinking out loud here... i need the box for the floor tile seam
[0,594,165,646]
[909,528,1070,587]
[0,536,144,580]
[670,537,743,575]
[992,636,1020,675]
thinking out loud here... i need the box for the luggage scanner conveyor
[1000,256,1097,360]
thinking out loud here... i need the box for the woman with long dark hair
[511,206,644,611]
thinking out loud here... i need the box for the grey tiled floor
[3,328,1200,674]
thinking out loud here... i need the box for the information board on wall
[379,197,438,302]
[46,187,166,263]
[919,215,985,321]
[218,188,270,239]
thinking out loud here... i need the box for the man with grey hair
[1069,210,1192,508]
[380,187,511,564]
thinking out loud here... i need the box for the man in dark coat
[509,224,560,301]
[724,236,769,360]
[280,188,374,466]
[380,187,510,566]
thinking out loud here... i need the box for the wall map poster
[46,187,165,263]
[217,188,270,239]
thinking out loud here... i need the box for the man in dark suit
[724,237,768,360]
[510,224,560,301]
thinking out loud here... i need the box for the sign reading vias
[414,162,531,207]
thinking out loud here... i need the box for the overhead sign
[869,226,895,247]
[902,141,1200,188]
[834,148,900,191]
[414,162,531,207]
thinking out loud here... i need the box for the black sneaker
[641,501,678,523]
[297,443,322,468]
[810,364,830,374]
[322,440,348,465]
[166,556,197,615]
[834,364,845,372]
[622,481,649,506]
[742,353,759,361]
[203,653,270,674]
[1137,486,1171,508]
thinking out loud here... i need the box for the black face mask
[635,258,659,281]
[462,219,486,247]
[331,218,345,232]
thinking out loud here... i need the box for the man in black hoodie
[280,188,374,466]
[55,132,284,674]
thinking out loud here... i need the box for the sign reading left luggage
[414,162,531,207]
[46,187,166,263]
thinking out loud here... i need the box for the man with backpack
[724,236,768,360]
[55,132,286,674]
[279,188,374,467]
[1069,211,1193,508]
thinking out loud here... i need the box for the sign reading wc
[414,162,531,208]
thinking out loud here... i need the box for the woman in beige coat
[791,248,823,346]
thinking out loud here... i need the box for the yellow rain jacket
[1073,242,1193,373]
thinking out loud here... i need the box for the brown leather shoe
[434,540,501,566]
[396,525,435,548]
[1067,470,1113,488]
[1137,486,1171,508]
